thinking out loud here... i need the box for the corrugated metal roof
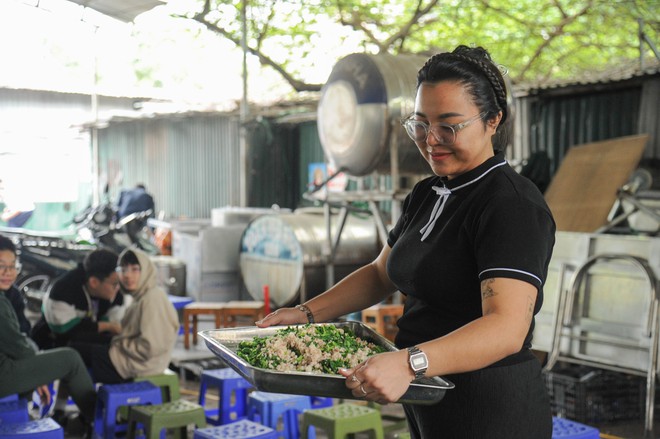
[515,59,660,96]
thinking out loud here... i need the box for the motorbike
[1,202,160,312]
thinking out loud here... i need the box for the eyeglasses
[402,112,486,145]
[116,266,141,275]
[0,263,22,274]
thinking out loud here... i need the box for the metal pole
[239,0,249,207]
[91,26,100,206]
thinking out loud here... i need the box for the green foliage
[184,0,659,90]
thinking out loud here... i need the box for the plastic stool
[0,418,64,439]
[94,381,163,439]
[126,399,206,439]
[310,397,333,409]
[247,392,312,439]
[135,370,181,402]
[199,368,253,425]
[552,417,600,439]
[0,400,29,425]
[0,396,18,404]
[301,403,384,439]
[193,420,277,439]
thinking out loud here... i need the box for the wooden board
[544,134,649,232]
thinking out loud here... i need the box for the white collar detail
[419,160,507,241]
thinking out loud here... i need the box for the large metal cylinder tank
[239,210,379,307]
[317,53,428,177]
[317,52,516,177]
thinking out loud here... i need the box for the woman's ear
[489,111,503,129]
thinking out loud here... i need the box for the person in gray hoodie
[70,247,179,382]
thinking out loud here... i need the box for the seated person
[31,248,128,350]
[71,248,179,383]
[0,236,96,428]
[2,272,31,335]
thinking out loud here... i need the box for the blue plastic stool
[552,417,600,439]
[0,397,18,404]
[247,392,312,439]
[0,400,29,425]
[193,420,277,439]
[310,397,333,409]
[93,381,163,439]
[0,418,63,439]
[198,368,253,425]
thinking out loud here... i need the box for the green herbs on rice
[236,324,386,374]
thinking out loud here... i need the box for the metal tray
[200,321,454,405]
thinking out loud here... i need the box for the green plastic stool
[118,370,182,422]
[126,399,207,439]
[135,370,181,401]
[301,403,384,439]
[367,401,407,434]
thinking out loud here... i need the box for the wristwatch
[407,346,428,380]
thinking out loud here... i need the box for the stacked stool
[552,417,600,439]
[94,381,163,438]
[0,418,63,439]
[361,304,403,342]
[301,403,384,439]
[126,399,206,439]
[198,368,253,425]
[247,392,312,439]
[194,419,277,439]
[0,400,28,425]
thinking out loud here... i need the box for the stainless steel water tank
[317,52,516,177]
[317,53,428,177]
[239,210,379,307]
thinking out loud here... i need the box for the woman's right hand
[255,307,308,328]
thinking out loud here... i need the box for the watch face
[411,353,428,371]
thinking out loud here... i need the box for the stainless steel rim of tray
[200,321,454,405]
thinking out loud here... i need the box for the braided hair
[416,45,510,151]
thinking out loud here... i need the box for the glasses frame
[0,262,22,274]
[401,111,487,145]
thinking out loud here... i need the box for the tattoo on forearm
[481,279,497,300]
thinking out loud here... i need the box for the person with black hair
[0,235,96,429]
[257,45,556,438]
[31,248,128,350]
[70,247,179,383]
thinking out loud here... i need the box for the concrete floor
[52,315,658,438]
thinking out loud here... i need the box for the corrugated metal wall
[98,114,242,219]
[523,87,642,176]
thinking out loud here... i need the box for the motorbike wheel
[17,274,52,314]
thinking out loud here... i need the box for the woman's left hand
[338,350,413,404]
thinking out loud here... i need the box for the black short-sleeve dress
[387,153,556,439]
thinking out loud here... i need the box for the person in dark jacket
[116,184,155,220]
[4,284,31,335]
[0,235,96,426]
[31,249,128,350]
